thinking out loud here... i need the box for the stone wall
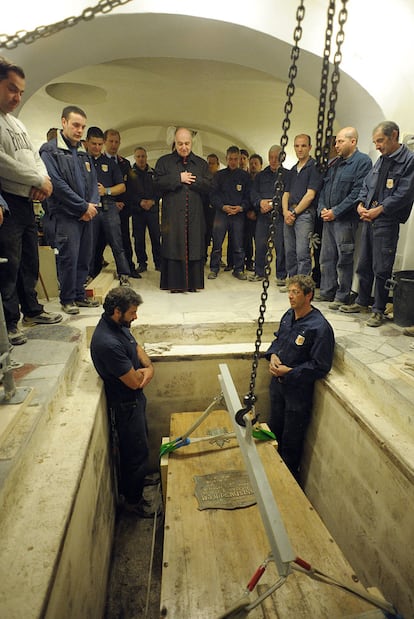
[302,376,414,618]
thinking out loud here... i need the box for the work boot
[340,302,369,314]
[61,303,80,315]
[248,274,265,282]
[366,312,383,327]
[7,327,27,346]
[119,275,131,287]
[123,497,162,519]
[22,311,63,326]
[75,298,100,307]
[328,301,343,310]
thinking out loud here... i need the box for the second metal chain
[245,1,306,407]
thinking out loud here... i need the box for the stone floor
[1,260,414,618]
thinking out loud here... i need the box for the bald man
[317,127,372,309]
[250,145,287,282]
[154,128,212,292]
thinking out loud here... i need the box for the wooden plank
[85,271,115,302]
[160,410,377,618]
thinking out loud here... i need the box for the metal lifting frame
[218,363,295,577]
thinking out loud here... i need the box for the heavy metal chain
[244,1,306,411]
[0,0,132,49]
[314,0,336,169]
[315,0,349,174]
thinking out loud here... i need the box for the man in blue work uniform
[282,135,322,283]
[266,275,335,480]
[90,286,157,517]
[131,146,161,273]
[40,105,100,315]
[103,129,141,279]
[250,144,287,284]
[208,145,251,280]
[85,126,131,285]
[340,121,414,326]
[317,127,372,308]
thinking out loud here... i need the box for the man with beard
[154,127,212,292]
[90,286,157,517]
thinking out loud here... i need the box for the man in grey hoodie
[0,56,62,345]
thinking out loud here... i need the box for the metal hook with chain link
[0,0,132,49]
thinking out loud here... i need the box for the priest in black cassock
[154,127,212,292]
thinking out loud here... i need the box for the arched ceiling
[13,11,383,165]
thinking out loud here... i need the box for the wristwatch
[106,187,112,196]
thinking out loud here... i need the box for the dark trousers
[244,214,256,269]
[110,394,149,503]
[203,203,215,261]
[0,193,43,328]
[320,218,358,303]
[90,204,130,278]
[255,212,286,279]
[269,377,313,478]
[355,220,399,314]
[119,206,135,271]
[54,212,93,304]
[132,206,161,269]
[210,210,245,273]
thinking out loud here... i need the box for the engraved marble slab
[194,470,256,510]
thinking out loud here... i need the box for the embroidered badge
[236,184,242,191]
[386,178,394,189]
[295,334,305,346]
[101,164,109,173]
[85,161,91,172]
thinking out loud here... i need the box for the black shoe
[129,269,142,279]
[232,271,247,281]
[223,265,232,272]
[136,265,147,273]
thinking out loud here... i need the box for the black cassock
[154,150,212,291]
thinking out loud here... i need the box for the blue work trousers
[0,193,43,328]
[210,210,245,273]
[355,220,400,314]
[255,212,286,278]
[284,208,315,276]
[91,204,130,278]
[109,394,149,504]
[320,218,358,303]
[132,206,161,269]
[269,377,313,479]
[54,213,93,304]
[119,205,135,272]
